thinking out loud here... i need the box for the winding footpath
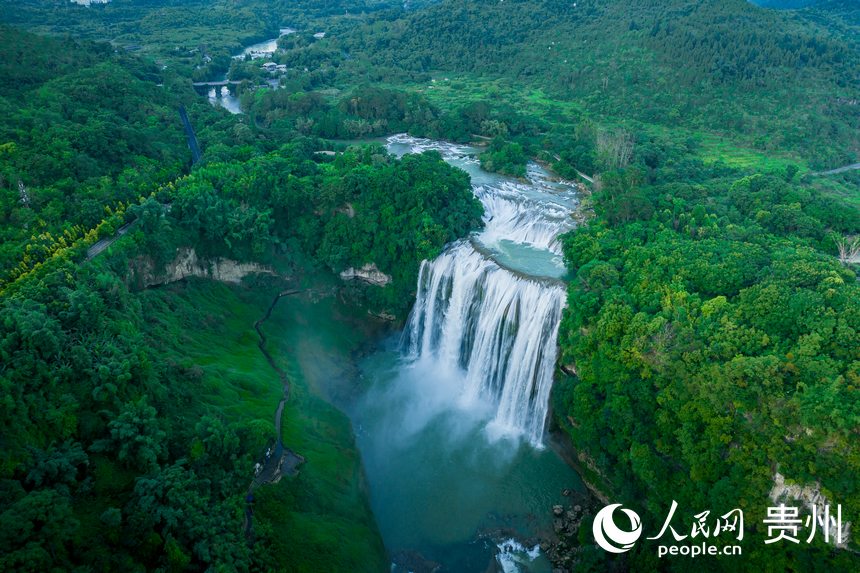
[243,288,309,540]
[252,289,307,484]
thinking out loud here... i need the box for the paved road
[550,153,594,183]
[86,222,133,259]
[813,163,860,176]
[86,204,171,260]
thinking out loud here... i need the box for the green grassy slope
[256,292,389,572]
[139,277,389,572]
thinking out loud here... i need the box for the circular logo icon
[592,503,643,553]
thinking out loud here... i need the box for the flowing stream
[351,135,585,572]
[205,28,295,114]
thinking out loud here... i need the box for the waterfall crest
[391,135,577,447]
[476,185,571,255]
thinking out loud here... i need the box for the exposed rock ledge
[134,247,275,288]
[339,263,392,287]
[770,471,852,548]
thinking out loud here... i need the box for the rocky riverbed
[541,489,601,573]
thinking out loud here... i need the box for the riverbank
[138,276,389,571]
[252,283,390,571]
[548,375,612,507]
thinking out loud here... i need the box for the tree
[91,397,166,471]
[835,235,860,264]
[596,128,635,171]
[24,440,88,493]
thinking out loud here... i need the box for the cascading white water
[390,134,578,447]
[403,243,565,445]
[476,185,572,255]
[352,136,586,572]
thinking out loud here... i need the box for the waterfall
[476,184,573,255]
[402,243,566,446]
[391,135,576,447]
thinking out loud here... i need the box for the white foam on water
[495,538,543,573]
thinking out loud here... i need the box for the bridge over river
[192,80,243,88]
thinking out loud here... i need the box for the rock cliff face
[339,263,392,287]
[135,247,275,288]
[770,471,852,548]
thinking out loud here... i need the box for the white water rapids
[388,134,578,447]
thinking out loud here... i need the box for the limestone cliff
[770,471,852,548]
[134,247,275,288]
[339,263,392,287]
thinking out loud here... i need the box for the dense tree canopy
[1,1,858,571]
[304,0,859,169]
[554,136,860,570]
[0,25,482,571]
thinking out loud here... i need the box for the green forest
[554,161,860,571]
[0,24,481,571]
[1,0,858,571]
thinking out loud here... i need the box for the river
[347,134,585,572]
[205,28,295,114]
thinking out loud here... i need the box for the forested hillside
[750,0,822,8]
[553,149,860,570]
[0,26,482,571]
[317,0,858,169]
[0,0,398,80]
[0,25,275,283]
[0,27,186,278]
[1,1,859,571]
[801,1,860,46]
